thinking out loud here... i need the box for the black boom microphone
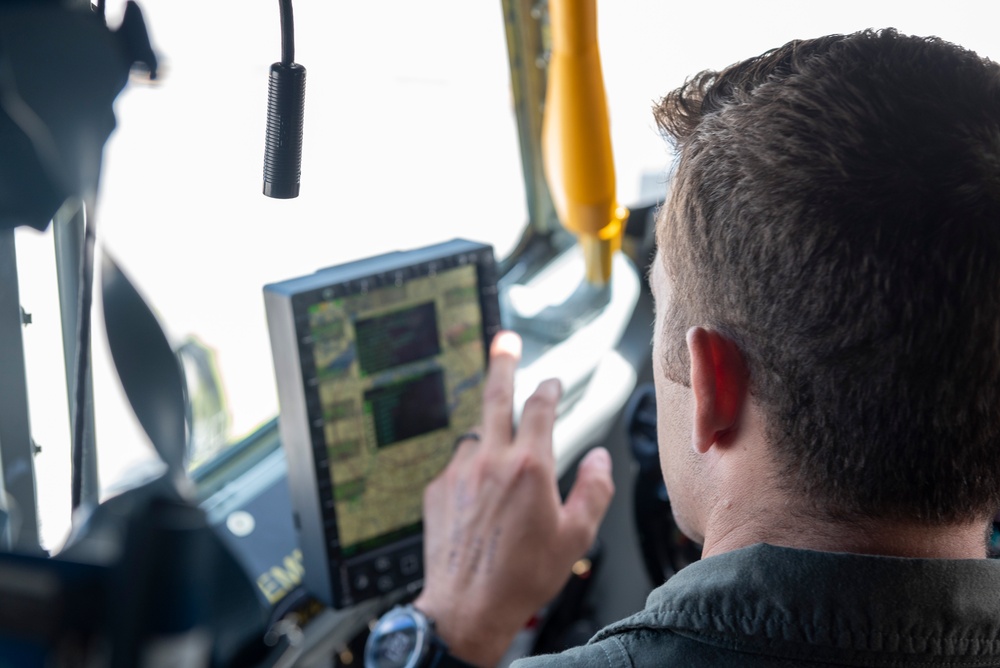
[263,0,305,199]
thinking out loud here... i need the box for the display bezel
[278,241,500,607]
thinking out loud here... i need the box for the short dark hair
[654,28,1000,525]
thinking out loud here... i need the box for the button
[374,556,392,573]
[400,553,420,576]
[377,575,395,592]
[353,573,371,591]
[226,511,255,538]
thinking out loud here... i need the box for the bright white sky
[15,1,1000,549]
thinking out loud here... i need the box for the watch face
[365,608,430,668]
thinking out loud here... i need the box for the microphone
[263,0,305,199]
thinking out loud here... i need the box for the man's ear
[687,326,749,454]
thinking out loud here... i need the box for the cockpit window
[95,0,527,470]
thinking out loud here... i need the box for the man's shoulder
[509,544,1000,667]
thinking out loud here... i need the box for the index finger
[481,330,522,445]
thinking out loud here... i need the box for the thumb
[560,447,615,555]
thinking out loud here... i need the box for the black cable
[70,202,97,512]
[279,0,294,65]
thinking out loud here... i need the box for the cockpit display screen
[308,266,484,557]
[264,239,500,609]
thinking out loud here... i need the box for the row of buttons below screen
[349,550,423,595]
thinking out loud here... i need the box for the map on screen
[306,263,485,556]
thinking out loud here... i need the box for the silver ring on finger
[452,431,481,452]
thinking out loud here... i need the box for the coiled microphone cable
[263,0,305,199]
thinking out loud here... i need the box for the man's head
[652,28,1000,529]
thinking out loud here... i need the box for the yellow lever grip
[542,0,628,285]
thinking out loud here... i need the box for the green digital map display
[307,264,485,554]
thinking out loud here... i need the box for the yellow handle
[542,0,628,285]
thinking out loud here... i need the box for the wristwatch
[364,604,476,668]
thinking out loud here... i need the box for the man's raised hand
[414,331,615,667]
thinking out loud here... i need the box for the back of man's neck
[701,513,991,560]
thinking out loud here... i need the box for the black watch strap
[424,639,478,668]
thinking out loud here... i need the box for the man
[408,28,1000,666]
